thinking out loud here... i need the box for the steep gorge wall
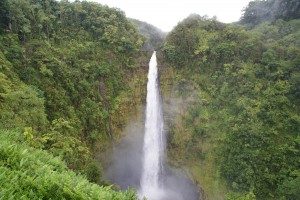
[157,51,225,200]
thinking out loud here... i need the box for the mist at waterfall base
[104,52,198,200]
[105,122,198,200]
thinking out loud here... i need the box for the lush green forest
[0,0,299,199]
[0,129,137,199]
[240,0,300,27]
[0,0,148,198]
[161,0,300,199]
[130,18,166,51]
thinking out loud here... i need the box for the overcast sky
[88,0,252,32]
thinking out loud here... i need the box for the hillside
[0,129,137,199]
[130,18,166,51]
[0,0,147,197]
[160,1,300,199]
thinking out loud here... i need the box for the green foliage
[163,12,300,200]
[0,52,47,130]
[0,0,146,189]
[277,169,300,199]
[130,18,166,51]
[41,118,91,171]
[0,129,137,199]
[226,191,256,200]
[0,0,9,33]
[162,45,176,63]
[3,85,47,127]
[1,0,144,134]
[86,161,103,184]
[240,0,300,27]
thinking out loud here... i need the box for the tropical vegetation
[161,0,300,199]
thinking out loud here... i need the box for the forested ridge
[0,0,147,199]
[161,0,300,199]
[130,18,166,51]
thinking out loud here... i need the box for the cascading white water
[105,51,198,200]
[140,51,165,199]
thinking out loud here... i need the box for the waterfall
[105,51,199,200]
[140,51,165,199]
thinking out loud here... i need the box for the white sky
[88,0,252,32]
